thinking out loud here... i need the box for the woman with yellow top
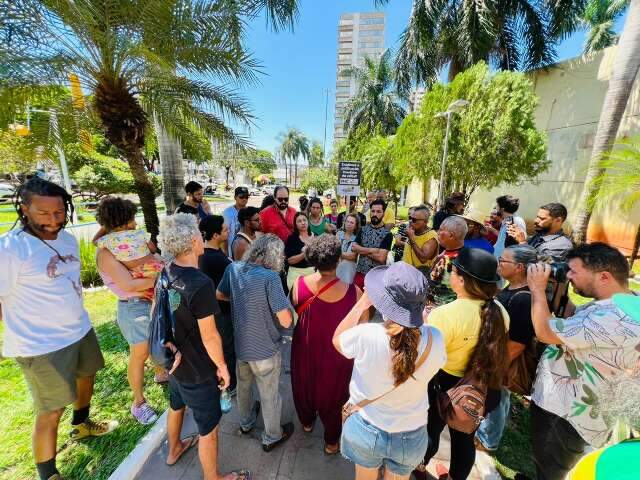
[414,248,510,480]
[401,205,438,274]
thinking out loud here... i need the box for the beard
[26,220,65,236]
[277,202,288,210]
[370,216,382,225]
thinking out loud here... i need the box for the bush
[79,238,102,287]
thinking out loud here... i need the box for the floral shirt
[96,229,150,261]
[532,297,640,447]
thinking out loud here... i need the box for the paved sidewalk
[136,340,499,480]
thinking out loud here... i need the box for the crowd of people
[1,178,639,480]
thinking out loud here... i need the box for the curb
[108,410,168,480]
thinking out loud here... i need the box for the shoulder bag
[295,277,340,317]
[504,290,538,396]
[342,330,433,425]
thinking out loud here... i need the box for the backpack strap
[295,277,340,316]
[354,329,433,409]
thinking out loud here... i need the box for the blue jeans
[341,413,429,476]
[476,388,511,451]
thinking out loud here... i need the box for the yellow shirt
[402,229,438,268]
[428,298,510,377]
[366,207,396,226]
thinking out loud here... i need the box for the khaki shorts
[15,329,105,413]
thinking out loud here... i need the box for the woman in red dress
[290,234,366,454]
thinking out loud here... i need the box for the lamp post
[434,99,469,208]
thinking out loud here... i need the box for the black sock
[36,458,58,480]
[72,406,89,425]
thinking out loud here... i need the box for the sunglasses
[409,216,425,222]
[276,197,289,202]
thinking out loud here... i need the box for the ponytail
[455,268,509,389]
[385,320,421,386]
[467,299,509,389]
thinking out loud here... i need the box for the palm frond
[241,0,299,32]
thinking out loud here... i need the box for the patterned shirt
[96,229,150,261]
[354,225,393,275]
[427,248,462,307]
[532,297,640,447]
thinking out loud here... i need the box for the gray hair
[506,245,540,267]
[158,213,200,258]
[440,215,468,240]
[242,233,285,272]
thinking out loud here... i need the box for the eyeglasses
[276,197,289,202]
[409,216,425,222]
[498,258,518,264]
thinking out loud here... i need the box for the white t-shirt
[340,323,446,433]
[0,229,91,357]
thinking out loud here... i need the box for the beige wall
[406,47,640,253]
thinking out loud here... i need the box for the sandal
[166,434,198,466]
[226,469,251,480]
[323,443,339,455]
[302,424,314,433]
[412,463,428,480]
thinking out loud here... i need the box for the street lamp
[434,99,469,208]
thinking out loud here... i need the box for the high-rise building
[408,87,426,113]
[333,12,385,144]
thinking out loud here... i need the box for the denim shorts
[341,413,429,476]
[117,298,152,345]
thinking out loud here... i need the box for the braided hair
[13,177,75,230]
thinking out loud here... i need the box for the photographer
[527,243,639,480]
[509,203,573,262]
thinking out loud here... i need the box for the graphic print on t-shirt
[46,253,82,298]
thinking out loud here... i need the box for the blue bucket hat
[364,262,428,328]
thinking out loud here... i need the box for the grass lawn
[0,290,168,480]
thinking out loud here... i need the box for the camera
[549,262,569,283]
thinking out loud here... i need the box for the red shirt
[260,205,296,242]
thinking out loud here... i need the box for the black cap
[451,248,500,283]
[235,186,249,197]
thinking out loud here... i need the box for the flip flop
[323,443,339,455]
[166,434,199,466]
[302,424,314,433]
[227,469,251,480]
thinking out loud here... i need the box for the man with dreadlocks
[0,178,116,480]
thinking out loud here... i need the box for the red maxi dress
[291,277,356,445]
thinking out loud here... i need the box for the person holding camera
[509,203,573,262]
[493,195,526,261]
[475,245,539,453]
[527,242,639,480]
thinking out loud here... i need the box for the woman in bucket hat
[332,262,447,480]
[416,248,510,480]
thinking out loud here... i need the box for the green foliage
[588,135,640,211]
[394,62,548,199]
[342,49,406,137]
[361,135,405,195]
[78,238,101,287]
[279,127,310,186]
[0,129,40,174]
[74,154,161,198]
[580,0,629,54]
[247,149,277,174]
[300,167,336,193]
[309,141,325,167]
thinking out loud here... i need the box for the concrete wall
[405,47,640,253]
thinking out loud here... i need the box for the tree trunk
[154,115,184,214]
[631,223,640,269]
[126,151,160,240]
[572,0,640,244]
[294,160,298,188]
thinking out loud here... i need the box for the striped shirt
[218,261,291,361]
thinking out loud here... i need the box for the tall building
[333,12,385,144]
[408,87,426,113]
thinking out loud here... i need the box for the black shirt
[432,209,450,231]
[497,286,534,346]
[199,248,231,314]
[175,202,199,215]
[167,264,222,384]
[285,233,311,268]
[337,211,366,230]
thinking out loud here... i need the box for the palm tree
[580,0,629,54]
[1,0,299,237]
[588,136,640,263]
[572,0,640,243]
[380,0,567,93]
[279,128,309,188]
[342,49,406,138]
[308,140,324,167]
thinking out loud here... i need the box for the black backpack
[149,268,180,370]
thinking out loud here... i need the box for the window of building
[338,53,351,61]
[360,17,384,25]
[339,31,353,38]
[336,86,351,94]
[360,29,384,37]
[359,41,382,48]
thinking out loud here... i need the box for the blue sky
[240,0,625,154]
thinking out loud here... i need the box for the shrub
[79,238,102,287]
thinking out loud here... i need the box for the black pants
[424,370,500,480]
[215,310,236,391]
[531,402,587,480]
